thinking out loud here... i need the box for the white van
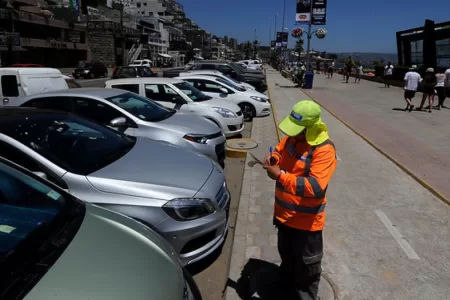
[0,68,68,106]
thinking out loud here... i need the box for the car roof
[0,107,70,124]
[23,88,128,99]
[0,67,63,75]
[106,77,183,84]
[195,60,230,64]
[177,75,220,81]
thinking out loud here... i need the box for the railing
[87,20,140,36]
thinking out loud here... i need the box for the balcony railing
[87,20,140,36]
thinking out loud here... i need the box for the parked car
[179,69,256,91]
[10,63,44,67]
[176,75,271,121]
[15,88,227,166]
[0,157,202,300]
[111,66,158,79]
[181,60,266,92]
[163,66,190,78]
[72,61,108,79]
[62,75,82,88]
[105,78,245,137]
[129,59,153,68]
[0,67,68,106]
[0,108,230,266]
[239,60,263,70]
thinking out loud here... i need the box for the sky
[177,0,450,53]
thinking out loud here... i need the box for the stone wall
[87,31,116,67]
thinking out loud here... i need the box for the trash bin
[303,71,314,89]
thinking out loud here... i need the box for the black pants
[436,87,446,107]
[277,223,323,300]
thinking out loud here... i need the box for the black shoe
[409,105,415,112]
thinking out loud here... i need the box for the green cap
[278,100,329,145]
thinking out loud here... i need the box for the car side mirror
[220,87,228,94]
[33,171,48,180]
[172,95,186,104]
[110,117,128,127]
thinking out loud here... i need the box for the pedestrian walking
[434,71,446,110]
[418,68,437,113]
[384,62,394,87]
[445,64,450,103]
[328,61,334,79]
[345,56,354,83]
[403,65,422,112]
[354,62,363,83]
[323,61,329,76]
[263,100,337,300]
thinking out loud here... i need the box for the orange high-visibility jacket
[272,136,337,231]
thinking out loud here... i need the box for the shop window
[410,40,423,67]
[436,38,450,67]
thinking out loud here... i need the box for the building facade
[396,19,450,70]
[0,0,88,67]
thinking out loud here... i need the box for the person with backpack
[418,68,437,113]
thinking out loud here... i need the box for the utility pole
[305,0,313,71]
[274,13,278,42]
[119,1,126,66]
[280,0,286,69]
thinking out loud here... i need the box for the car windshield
[230,63,245,73]
[216,78,246,91]
[0,163,66,256]
[0,113,136,175]
[174,81,211,101]
[224,75,243,85]
[105,92,175,122]
[0,160,84,296]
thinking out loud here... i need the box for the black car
[111,66,158,79]
[72,61,108,79]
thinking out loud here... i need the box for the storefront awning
[159,53,172,58]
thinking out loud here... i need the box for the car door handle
[3,98,9,104]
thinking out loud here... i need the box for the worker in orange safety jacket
[263,100,337,300]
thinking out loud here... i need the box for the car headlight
[212,107,237,118]
[183,134,209,144]
[162,198,216,221]
[83,70,89,73]
[250,96,268,102]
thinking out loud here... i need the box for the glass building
[396,19,450,70]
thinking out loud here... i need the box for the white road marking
[375,209,420,260]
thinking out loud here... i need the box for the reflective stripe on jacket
[272,136,337,231]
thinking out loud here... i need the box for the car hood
[242,68,264,74]
[87,137,213,199]
[240,72,265,79]
[200,97,242,112]
[163,67,186,73]
[244,89,269,98]
[73,67,88,72]
[25,204,183,300]
[157,111,221,135]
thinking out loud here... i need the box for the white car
[105,78,244,137]
[129,59,152,68]
[175,75,271,121]
[239,60,263,70]
[179,70,256,91]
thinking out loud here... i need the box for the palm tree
[294,39,304,60]
[243,41,252,59]
[252,40,259,59]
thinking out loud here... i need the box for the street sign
[0,32,21,47]
[296,0,312,24]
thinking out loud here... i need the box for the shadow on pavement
[226,258,299,300]
[392,108,407,112]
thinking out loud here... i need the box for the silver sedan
[9,88,227,167]
[0,108,230,266]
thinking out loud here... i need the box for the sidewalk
[226,66,450,300]
[300,72,450,203]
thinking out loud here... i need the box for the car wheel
[239,103,255,122]
[73,75,79,79]
[89,72,95,79]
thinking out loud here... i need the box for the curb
[266,74,282,142]
[302,89,450,207]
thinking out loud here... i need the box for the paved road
[240,67,449,300]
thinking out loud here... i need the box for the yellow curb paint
[303,90,450,207]
[225,138,257,158]
[266,78,282,142]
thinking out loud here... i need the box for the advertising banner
[296,0,312,24]
[282,32,288,48]
[311,0,327,25]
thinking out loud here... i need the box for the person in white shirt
[354,62,363,83]
[445,65,450,103]
[435,71,446,110]
[403,65,422,112]
[384,62,394,87]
